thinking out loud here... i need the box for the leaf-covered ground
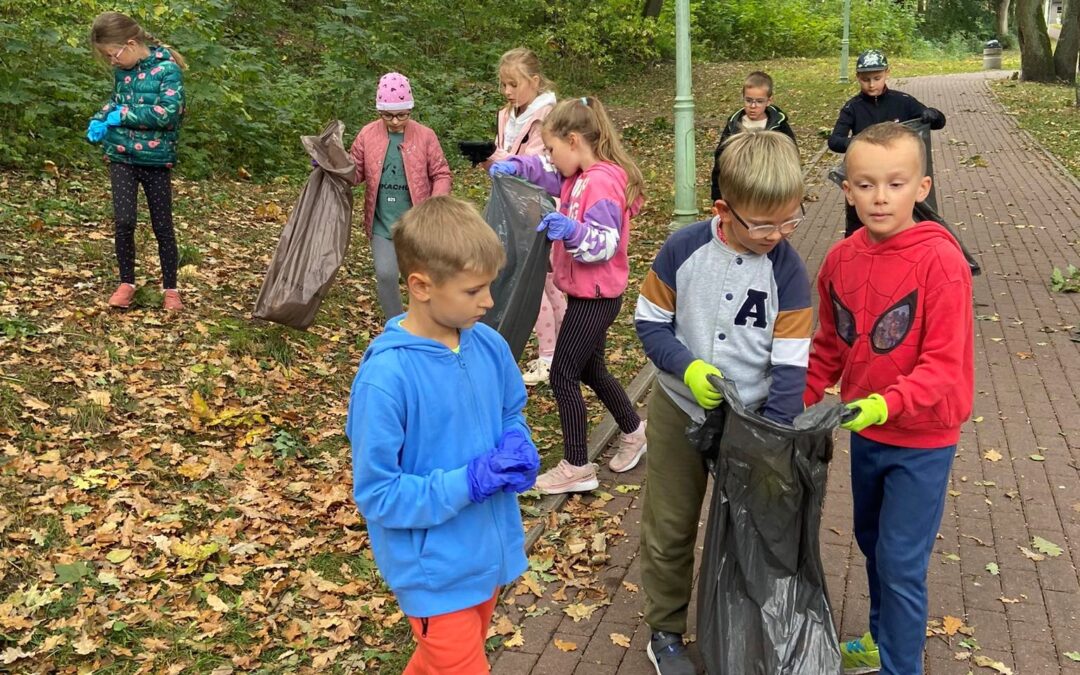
[1,51,1051,673]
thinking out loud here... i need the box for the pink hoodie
[349,119,452,238]
[511,157,641,299]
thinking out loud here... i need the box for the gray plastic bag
[691,376,845,675]
[253,120,355,329]
[480,174,555,360]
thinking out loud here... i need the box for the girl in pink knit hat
[349,72,452,318]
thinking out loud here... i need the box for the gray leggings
[371,234,404,318]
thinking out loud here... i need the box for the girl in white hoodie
[484,48,566,386]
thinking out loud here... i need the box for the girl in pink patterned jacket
[491,97,648,494]
[484,48,566,388]
[350,72,452,319]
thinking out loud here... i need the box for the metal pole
[671,0,697,228]
[839,0,851,83]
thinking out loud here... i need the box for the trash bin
[983,40,1003,70]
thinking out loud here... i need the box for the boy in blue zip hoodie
[347,195,540,673]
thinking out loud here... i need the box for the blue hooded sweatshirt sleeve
[346,320,530,618]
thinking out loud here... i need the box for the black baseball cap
[856,49,889,73]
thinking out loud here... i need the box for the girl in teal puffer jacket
[87,12,187,311]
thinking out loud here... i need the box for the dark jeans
[110,162,178,288]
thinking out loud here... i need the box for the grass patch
[989,78,1080,179]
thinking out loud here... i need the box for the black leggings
[550,296,641,466]
[110,162,178,289]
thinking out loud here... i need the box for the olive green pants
[641,386,710,634]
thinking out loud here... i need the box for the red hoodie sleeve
[804,256,846,407]
[881,270,973,428]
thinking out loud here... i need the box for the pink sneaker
[108,283,135,309]
[534,460,599,495]
[162,289,184,312]
[609,421,647,473]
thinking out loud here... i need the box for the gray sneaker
[647,631,696,675]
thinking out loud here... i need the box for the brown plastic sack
[253,120,355,329]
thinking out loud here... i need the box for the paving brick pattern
[492,72,1080,674]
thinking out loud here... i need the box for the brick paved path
[491,72,1080,674]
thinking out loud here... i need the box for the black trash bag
[480,174,555,360]
[691,375,845,675]
[828,120,981,276]
[253,120,355,329]
[459,140,496,166]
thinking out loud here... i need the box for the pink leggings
[534,272,566,360]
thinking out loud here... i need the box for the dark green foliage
[0,0,979,179]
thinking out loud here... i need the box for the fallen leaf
[488,614,516,638]
[1032,536,1063,557]
[998,596,1021,604]
[614,484,641,494]
[554,638,578,652]
[72,634,99,656]
[564,603,598,622]
[1064,651,1080,661]
[610,632,631,648]
[1,647,34,665]
[504,631,524,649]
[973,416,984,423]
[206,593,229,612]
[1029,454,1045,462]
[622,581,639,593]
[983,449,1003,462]
[985,562,999,575]
[106,549,132,564]
[86,390,112,407]
[1019,546,1045,562]
[972,655,1013,674]
[942,615,965,636]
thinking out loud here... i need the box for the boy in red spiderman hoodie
[804,121,973,675]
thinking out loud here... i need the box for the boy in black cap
[828,49,946,236]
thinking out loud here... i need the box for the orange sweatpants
[402,589,499,675]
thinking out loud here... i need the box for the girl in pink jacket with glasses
[350,72,452,319]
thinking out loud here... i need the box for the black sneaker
[647,630,696,675]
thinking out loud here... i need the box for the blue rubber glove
[105,109,122,127]
[467,430,541,502]
[840,393,889,432]
[489,160,519,178]
[495,430,541,493]
[86,120,108,143]
[311,158,319,168]
[536,212,581,242]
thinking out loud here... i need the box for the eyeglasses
[743,97,769,107]
[106,44,128,63]
[728,204,805,240]
[379,111,411,122]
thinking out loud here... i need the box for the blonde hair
[846,122,926,175]
[744,71,774,96]
[394,197,506,284]
[498,48,554,103]
[543,97,645,207]
[718,130,803,211]
[90,12,188,70]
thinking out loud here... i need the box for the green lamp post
[671,0,697,228]
[839,0,851,83]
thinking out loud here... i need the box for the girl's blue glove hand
[86,119,108,143]
[536,212,580,241]
[105,109,122,126]
[489,161,518,178]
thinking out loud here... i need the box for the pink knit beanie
[376,72,414,111]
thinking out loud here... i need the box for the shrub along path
[490,71,1080,675]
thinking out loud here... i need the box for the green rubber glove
[683,359,724,410]
[840,394,889,432]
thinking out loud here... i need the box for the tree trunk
[1017,0,1057,80]
[997,0,1010,36]
[1055,0,1080,82]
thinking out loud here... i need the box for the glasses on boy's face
[728,204,805,239]
[743,97,769,107]
[379,111,411,122]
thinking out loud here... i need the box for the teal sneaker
[840,632,881,674]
